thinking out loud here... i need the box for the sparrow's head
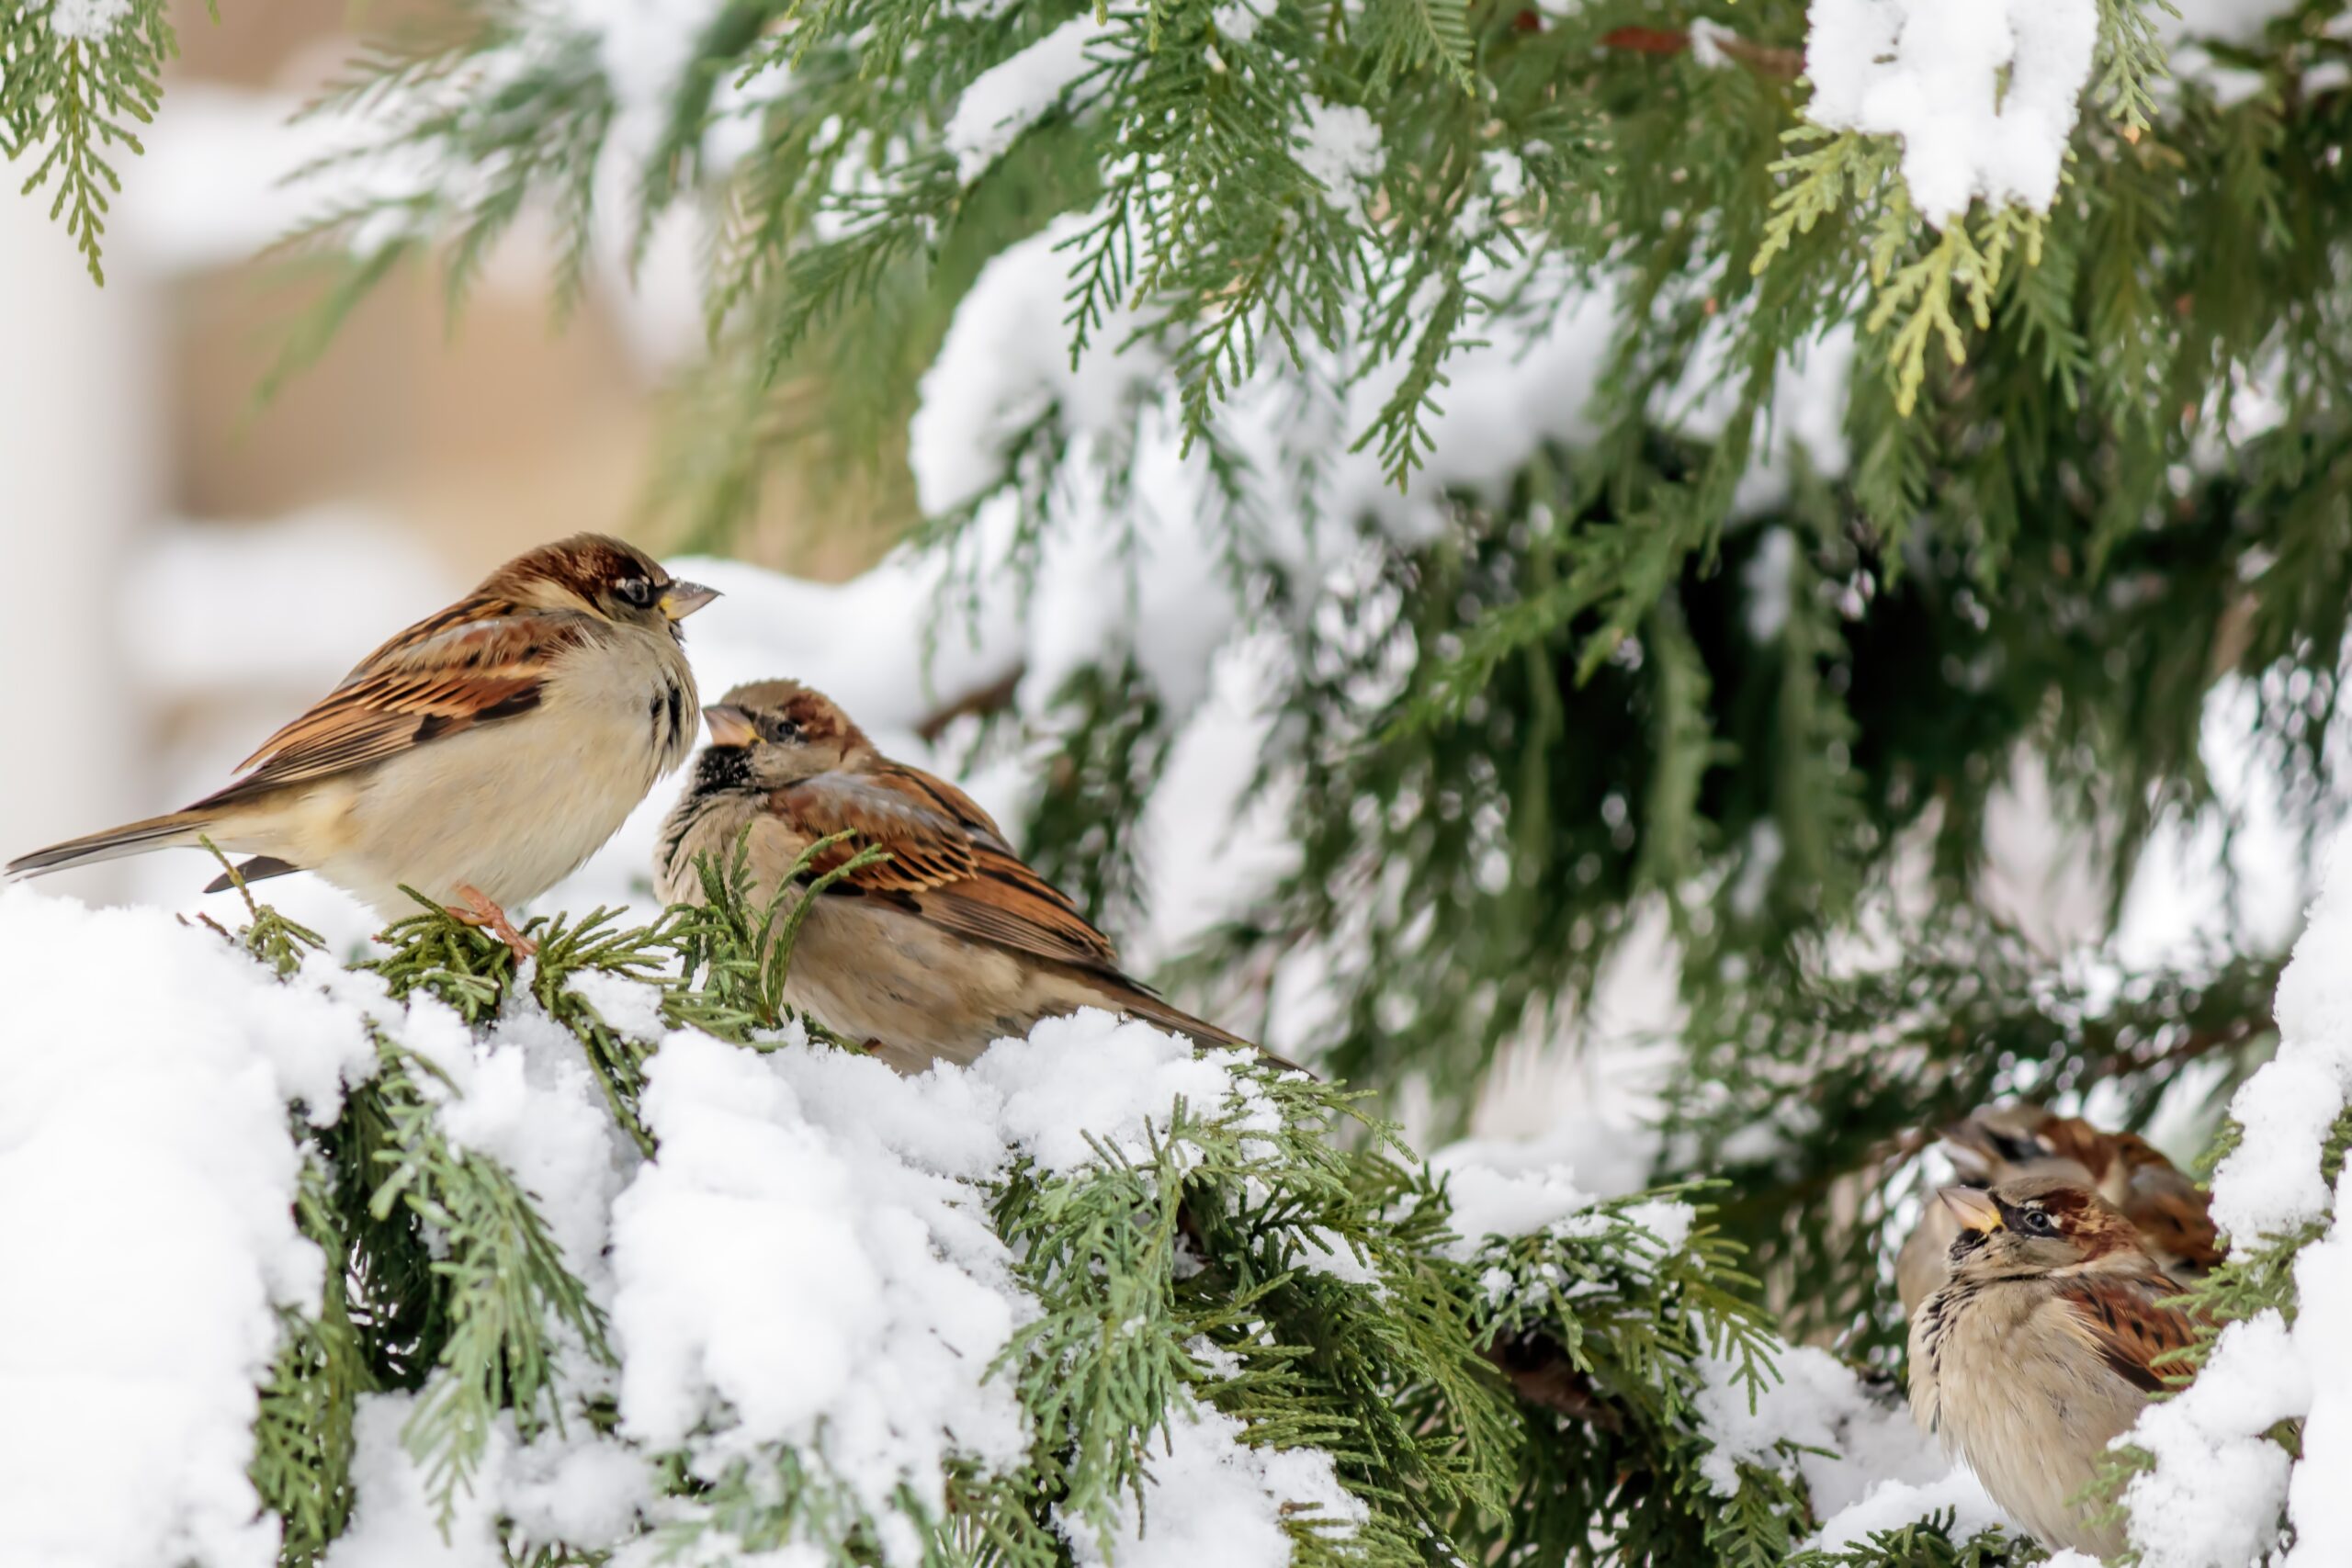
[695,680,869,789]
[491,534,718,637]
[1940,1104,2103,1190]
[1939,1176,2152,1281]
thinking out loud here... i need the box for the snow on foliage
[944,16,1109,183]
[0,878,1404,1567]
[903,215,1846,730]
[1804,0,2099,224]
[2119,832,2352,1567]
[0,887,370,1568]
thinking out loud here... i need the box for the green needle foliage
[30,0,2352,1557]
[1,0,191,281]
[208,879,1911,1567]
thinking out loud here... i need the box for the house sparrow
[654,679,1281,1072]
[8,534,716,955]
[1894,1104,2219,1317]
[1909,1177,2201,1558]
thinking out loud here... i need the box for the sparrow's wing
[2126,1176,2224,1272]
[195,598,586,810]
[774,766,1121,971]
[2054,1273,2201,1393]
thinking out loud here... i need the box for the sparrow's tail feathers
[1096,983,1310,1076]
[5,811,210,881]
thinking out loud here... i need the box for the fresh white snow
[0,887,374,1568]
[1804,0,2100,225]
[944,17,1111,184]
[2116,829,2352,1564]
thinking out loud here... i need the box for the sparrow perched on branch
[654,679,1276,1072]
[1909,1177,2201,1558]
[8,534,717,955]
[1895,1103,2219,1317]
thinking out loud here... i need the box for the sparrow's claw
[448,883,537,960]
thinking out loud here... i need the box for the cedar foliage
[15,0,2352,1558]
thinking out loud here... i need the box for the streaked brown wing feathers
[198,600,575,808]
[2056,1274,2200,1394]
[773,768,1120,970]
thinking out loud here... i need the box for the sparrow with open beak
[8,534,718,956]
[1894,1104,2219,1318]
[1909,1176,2201,1557]
[654,679,1285,1072]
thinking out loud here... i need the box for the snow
[2115,829,2352,1565]
[945,17,1109,183]
[1295,98,1384,217]
[6,870,1376,1566]
[326,1395,659,1568]
[970,1014,1281,1176]
[610,1027,1031,1539]
[2209,832,2352,1249]
[1428,1123,1687,1266]
[2122,1311,2301,1567]
[1804,0,2099,225]
[407,992,642,1303]
[43,0,130,40]
[1691,1345,1949,1510]
[0,886,375,1568]
[1805,1466,2012,1552]
[1060,1397,1365,1568]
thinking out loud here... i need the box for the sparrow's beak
[1938,1186,2006,1235]
[703,704,759,748]
[660,581,720,620]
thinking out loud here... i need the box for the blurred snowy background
[0,0,2320,1158]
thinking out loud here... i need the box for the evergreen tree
[8,0,2352,1561]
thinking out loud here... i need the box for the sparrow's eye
[2022,1208,2057,1235]
[761,716,803,743]
[615,576,656,609]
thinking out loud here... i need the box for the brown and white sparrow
[1895,1104,2219,1317]
[654,679,1276,1072]
[8,534,716,954]
[1909,1176,2202,1557]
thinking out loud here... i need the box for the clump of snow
[944,17,1109,183]
[610,1029,1032,1537]
[0,888,376,1568]
[1805,1466,2012,1552]
[1059,1397,1365,1568]
[2288,1171,2352,1564]
[1691,1345,1951,1515]
[407,991,643,1304]
[2210,834,2352,1249]
[971,1013,1279,1176]
[1428,1121,1668,1261]
[1295,97,1384,217]
[2123,1310,2301,1568]
[1804,0,2099,225]
[2116,830,2352,1564]
[327,1395,659,1568]
[44,0,130,39]
[1212,0,1267,43]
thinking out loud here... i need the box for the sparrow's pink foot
[448,883,537,960]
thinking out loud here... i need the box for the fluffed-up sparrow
[1895,1103,2219,1317]
[9,534,717,954]
[654,679,1283,1072]
[1909,1176,2202,1558]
